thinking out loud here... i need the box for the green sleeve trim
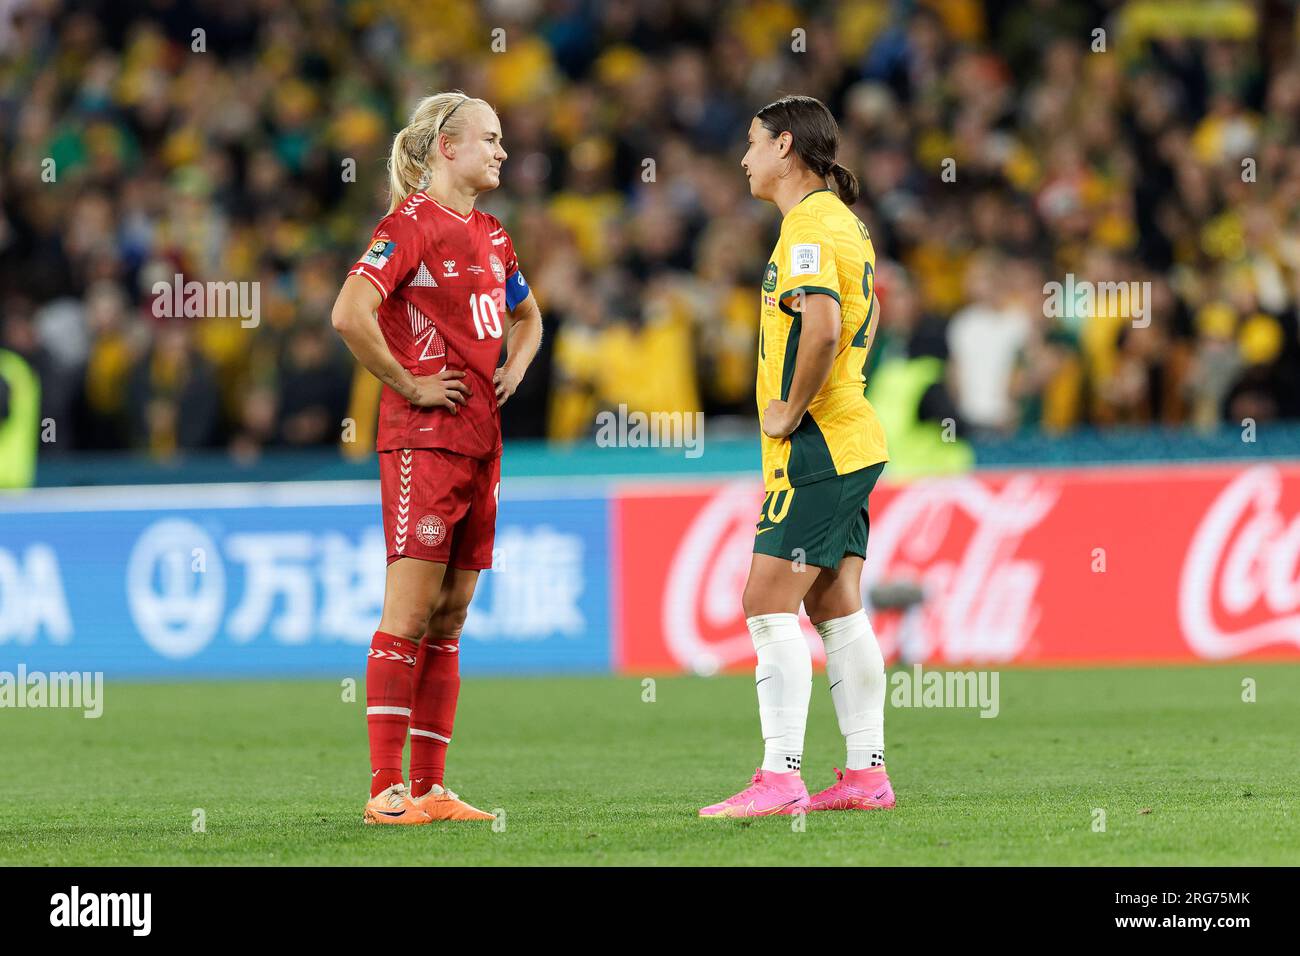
[778,285,840,316]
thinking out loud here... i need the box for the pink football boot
[699,768,811,817]
[809,766,896,811]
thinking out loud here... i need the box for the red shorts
[379,448,500,569]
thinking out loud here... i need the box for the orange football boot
[363,782,432,825]
[412,784,496,821]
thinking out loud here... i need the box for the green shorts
[752,462,886,570]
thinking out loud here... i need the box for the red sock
[366,630,418,797]
[409,635,461,798]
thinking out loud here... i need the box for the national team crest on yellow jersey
[756,188,888,491]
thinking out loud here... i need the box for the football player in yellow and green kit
[699,95,895,818]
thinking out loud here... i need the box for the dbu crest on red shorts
[379,448,500,568]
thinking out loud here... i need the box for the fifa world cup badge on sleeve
[362,237,396,268]
[791,243,820,276]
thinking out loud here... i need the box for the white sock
[747,613,812,775]
[815,609,886,771]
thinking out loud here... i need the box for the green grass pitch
[2,664,1297,865]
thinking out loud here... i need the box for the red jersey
[348,191,526,459]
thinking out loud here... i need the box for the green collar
[796,187,834,208]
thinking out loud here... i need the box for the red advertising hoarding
[614,462,1300,672]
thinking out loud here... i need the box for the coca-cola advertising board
[613,463,1300,672]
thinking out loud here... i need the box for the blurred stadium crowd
[2,0,1299,466]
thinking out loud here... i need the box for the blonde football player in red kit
[331,92,542,824]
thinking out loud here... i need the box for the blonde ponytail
[385,91,490,214]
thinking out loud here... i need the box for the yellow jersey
[757,188,889,491]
